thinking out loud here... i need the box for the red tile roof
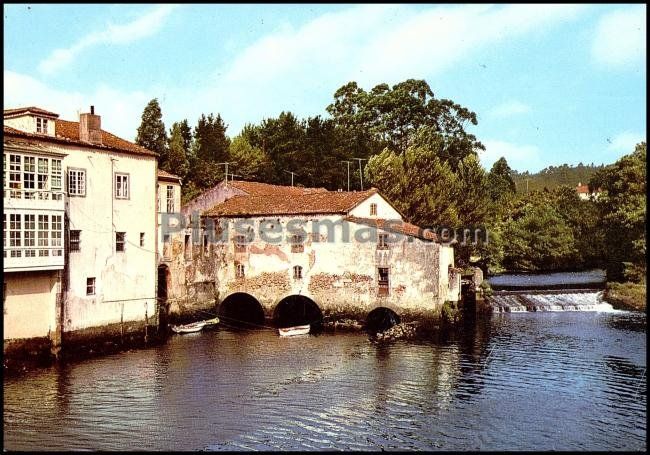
[344,216,437,241]
[3,121,156,157]
[576,184,590,194]
[158,169,182,182]
[227,180,327,196]
[4,107,59,118]
[204,189,378,217]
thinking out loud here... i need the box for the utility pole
[228,173,242,182]
[215,162,236,185]
[341,160,352,191]
[284,170,298,187]
[526,178,529,194]
[352,158,367,191]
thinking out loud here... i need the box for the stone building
[163,179,461,327]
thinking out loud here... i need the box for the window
[24,214,36,257]
[140,232,145,247]
[70,230,81,252]
[370,203,378,216]
[234,235,247,253]
[36,117,48,134]
[166,185,175,213]
[378,267,389,296]
[37,158,49,191]
[9,214,21,257]
[9,154,21,197]
[86,277,95,296]
[51,159,62,198]
[38,215,49,256]
[293,265,303,280]
[378,233,389,250]
[203,233,209,254]
[116,232,125,252]
[291,234,304,253]
[235,263,245,278]
[184,234,191,260]
[23,156,35,197]
[115,173,129,199]
[51,215,62,256]
[3,214,5,258]
[68,169,86,196]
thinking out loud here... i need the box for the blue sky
[4,4,646,172]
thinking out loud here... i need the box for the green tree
[326,79,483,167]
[193,113,230,163]
[228,135,272,181]
[365,146,460,228]
[166,122,190,180]
[590,142,646,281]
[136,98,168,164]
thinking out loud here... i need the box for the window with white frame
[68,169,86,196]
[140,232,145,247]
[235,262,245,278]
[9,154,21,196]
[51,159,62,194]
[166,185,174,213]
[293,265,303,280]
[23,156,35,197]
[9,214,21,257]
[378,233,389,250]
[370,203,378,216]
[36,117,48,134]
[115,173,129,199]
[38,214,49,256]
[86,277,95,296]
[51,215,62,256]
[24,214,36,257]
[37,158,49,191]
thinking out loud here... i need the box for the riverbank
[604,281,647,311]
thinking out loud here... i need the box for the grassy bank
[604,281,646,311]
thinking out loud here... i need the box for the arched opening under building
[273,295,323,330]
[218,293,265,328]
[365,307,401,333]
[157,264,169,331]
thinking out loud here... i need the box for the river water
[4,307,646,451]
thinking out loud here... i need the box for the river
[3,273,647,451]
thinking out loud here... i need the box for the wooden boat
[171,316,220,334]
[278,324,310,337]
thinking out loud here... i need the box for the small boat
[171,316,220,334]
[278,324,310,337]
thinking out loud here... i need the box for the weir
[486,290,616,313]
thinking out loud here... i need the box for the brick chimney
[79,105,102,145]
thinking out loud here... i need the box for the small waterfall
[487,290,618,313]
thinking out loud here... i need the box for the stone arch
[218,292,265,328]
[366,307,401,333]
[273,295,323,330]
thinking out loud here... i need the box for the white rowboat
[171,316,220,334]
[278,324,310,337]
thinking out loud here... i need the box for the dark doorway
[273,295,323,330]
[157,265,169,331]
[366,307,401,333]
[218,293,265,328]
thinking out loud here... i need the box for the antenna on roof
[283,170,298,187]
[341,160,352,192]
[352,158,367,191]
[215,162,236,186]
[228,172,242,182]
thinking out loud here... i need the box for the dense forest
[511,163,605,194]
[135,79,646,285]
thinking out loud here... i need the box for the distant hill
[510,162,606,194]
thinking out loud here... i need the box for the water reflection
[4,311,647,451]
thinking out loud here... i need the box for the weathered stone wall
[210,215,454,322]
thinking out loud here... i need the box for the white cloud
[4,70,151,142]
[489,100,532,119]
[607,131,645,154]
[38,4,179,75]
[592,6,646,68]
[480,139,543,172]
